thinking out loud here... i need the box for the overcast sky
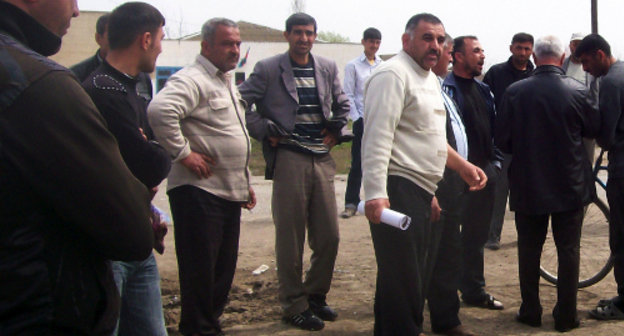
[78,0,624,68]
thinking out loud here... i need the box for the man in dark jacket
[0,0,154,335]
[443,35,504,311]
[575,34,624,321]
[496,35,598,332]
[483,32,535,250]
[82,3,171,335]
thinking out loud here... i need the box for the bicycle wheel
[539,198,614,288]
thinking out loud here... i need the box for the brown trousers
[272,148,340,316]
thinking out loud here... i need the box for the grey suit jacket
[238,52,350,178]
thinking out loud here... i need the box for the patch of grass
[248,138,353,176]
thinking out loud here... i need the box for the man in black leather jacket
[496,35,599,332]
[0,0,154,334]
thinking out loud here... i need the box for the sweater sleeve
[362,69,404,201]
[147,72,200,162]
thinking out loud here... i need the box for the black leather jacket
[0,3,153,335]
[495,65,599,214]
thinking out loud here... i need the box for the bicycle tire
[539,197,614,288]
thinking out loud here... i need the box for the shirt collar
[358,52,381,64]
[196,54,231,81]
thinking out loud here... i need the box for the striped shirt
[280,59,328,154]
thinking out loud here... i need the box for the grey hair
[443,33,453,49]
[534,35,564,59]
[201,18,238,44]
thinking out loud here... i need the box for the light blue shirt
[439,77,468,159]
[344,53,382,121]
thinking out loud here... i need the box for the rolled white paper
[357,201,411,230]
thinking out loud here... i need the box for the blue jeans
[112,252,167,336]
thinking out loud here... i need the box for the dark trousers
[460,182,495,301]
[427,194,462,333]
[607,178,624,304]
[344,118,363,207]
[515,208,583,325]
[168,186,241,336]
[370,176,434,336]
[489,154,511,242]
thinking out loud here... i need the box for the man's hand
[430,196,441,222]
[241,187,257,210]
[459,161,488,191]
[321,129,338,149]
[365,198,390,224]
[139,127,148,141]
[181,151,215,179]
[268,136,282,147]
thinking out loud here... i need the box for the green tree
[317,31,350,43]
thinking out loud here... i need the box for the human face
[362,38,381,59]
[284,24,317,57]
[141,26,164,73]
[30,0,79,37]
[432,42,452,77]
[579,51,609,77]
[569,40,581,55]
[402,20,445,70]
[510,41,533,67]
[458,38,485,77]
[202,25,242,72]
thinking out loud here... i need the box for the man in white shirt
[341,27,382,218]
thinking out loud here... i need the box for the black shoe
[309,296,338,321]
[515,312,541,327]
[554,319,579,332]
[283,308,324,331]
[464,293,504,310]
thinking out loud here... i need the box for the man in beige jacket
[148,18,255,336]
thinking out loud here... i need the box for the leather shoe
[515,312,541,327]
[441,324,475,336]
[308,297,338,321]
[464,294,504,310]
[283,308,324,331]
[554,318,579,332]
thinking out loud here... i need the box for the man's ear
[140,31,152,51]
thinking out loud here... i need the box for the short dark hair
[285,13,317,33]
[108,2,165,50]
[96,13,110,35]
[511,32,534,45]
[363,27,381,40]
[452,35,478,62]
[405,13,442,33]
[574,33,612,58]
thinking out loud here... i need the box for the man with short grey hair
[148,17,256,336]
[496,35,598,332]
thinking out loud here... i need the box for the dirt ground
[153,175,623,336]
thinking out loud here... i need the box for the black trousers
[459,182,495,301]
[370,176,434,336]
[607,178,624,305]
[168,186,241,336]
[427,193,462,333]
[344,118,363,207]
[515,208,583,325]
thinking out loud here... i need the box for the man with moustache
[575,34,624,321]
[239,13,349,331]
[340,27,382,218]
[427,33,474,336]
[82,3,171,335]
[0,0,154,334]
[443,35,504,310]
[483,32,535,251]
[149,18,256,336]
[363,15,487,335]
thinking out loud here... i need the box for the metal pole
[591,0,598,34]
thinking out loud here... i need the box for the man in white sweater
[147,18,255,336]
[362,13,487,336]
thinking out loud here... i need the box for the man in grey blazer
[239,12,349,332]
